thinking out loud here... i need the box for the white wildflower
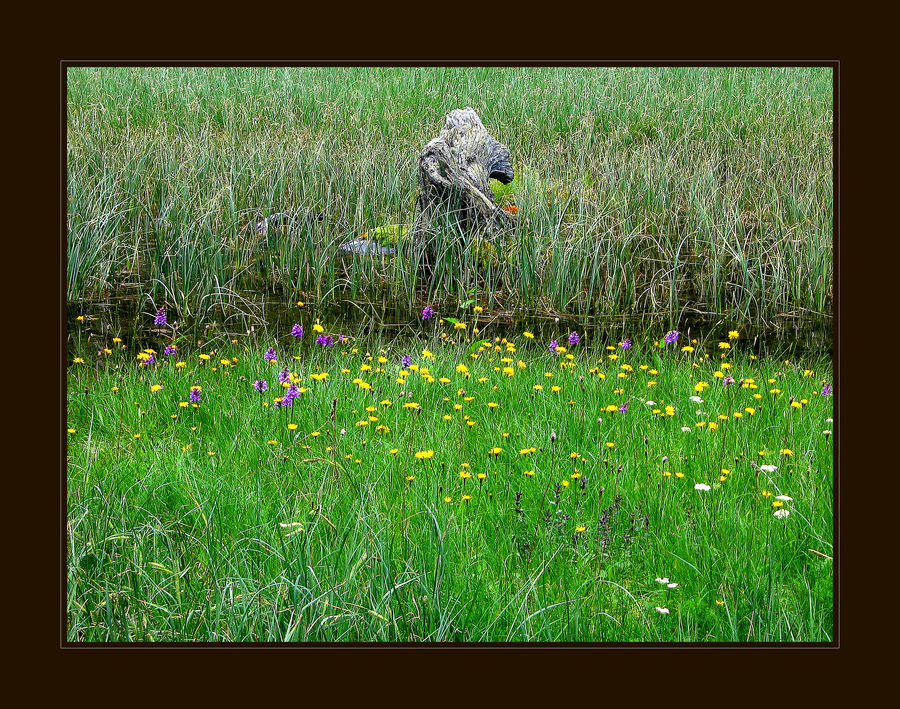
[655,607,670,614]
[774,509,790,519]
[694,483,711,492]
[760,465,778,473]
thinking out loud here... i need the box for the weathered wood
[414,107,515,241]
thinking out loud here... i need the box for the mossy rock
[363,224,411,247]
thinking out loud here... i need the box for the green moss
[360,224,411,246]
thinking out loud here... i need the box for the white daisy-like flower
[645,400,657,406]
[689,396,703,403]
[760,465,778,473]
[655,577,670,584]
[695,483,711,491]
[667,583,678,589]
[681,426,692,433]
[774,508,790,519]
[823,430,832,436]
[825,418,833,423]
[655,607,670,614]
[775,495,793,501]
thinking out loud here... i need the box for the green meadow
[66,316,833,641]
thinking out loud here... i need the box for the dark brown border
[61,60,839,645]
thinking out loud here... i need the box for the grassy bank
[66,313,833,641]
[66,67,833,331]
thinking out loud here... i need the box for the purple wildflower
[316,334,335,348]
[164,345,177,357]
[569,331,580,346]
[549,339,559,353]
[154,308,167,326]
[723,375,735,386]
[822,383,833,396]
[618,401,629,414]
[401,354,412,368]
[664,330,679,345]
[422,306,434,321]
[620,338,632,350]
[291,323,304,338]
[140,354,155,367]
[281,384,300,407]
[264,347,277,362]
[278,366,291,384]
[189,387,201,403]
[253,379,268,393]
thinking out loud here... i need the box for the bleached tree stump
[414,107,515,244]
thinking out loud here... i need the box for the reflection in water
[66,293,833,362]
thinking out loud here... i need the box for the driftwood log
[255,108,514,262]
[414,107,515,246]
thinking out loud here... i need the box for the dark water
[65,290,833,364]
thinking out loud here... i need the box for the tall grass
[67,66,833,331]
